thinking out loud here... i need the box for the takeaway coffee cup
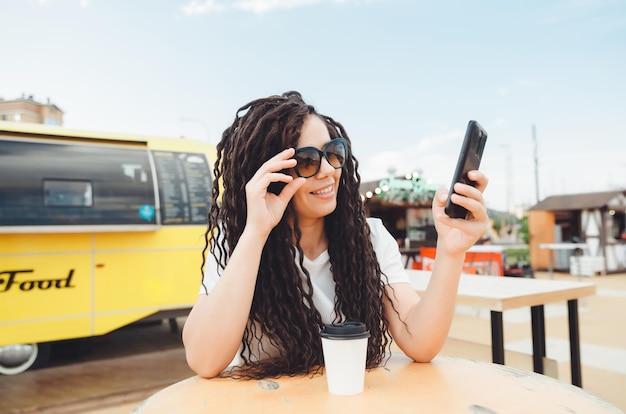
[320,321,370,395]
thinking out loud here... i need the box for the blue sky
[1,0,625,212]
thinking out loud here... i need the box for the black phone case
[444,120,488,219]
[267,181,286,195]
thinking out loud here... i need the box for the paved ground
[1,271,624,413]
[0,321,194,414]
[443,271,626,412]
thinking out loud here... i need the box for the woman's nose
[316,155,335,176]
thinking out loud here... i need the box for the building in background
[361,172,441,248]
[0,94,64,126]
[528,189,626,274]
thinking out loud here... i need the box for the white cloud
[491,117,506,127]
[30,0,91,6]
[359,130,462,185]
[236,0,324,13]
[182,0,227,15]
[498,78,538,96]
[182,0,357,15]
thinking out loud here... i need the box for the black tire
[0,342,51,375]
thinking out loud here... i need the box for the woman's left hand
[432,170,490,255]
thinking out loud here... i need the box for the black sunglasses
[293,138,348,178]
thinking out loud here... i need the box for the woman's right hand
[244,148,306,237]
[185,151,304,377]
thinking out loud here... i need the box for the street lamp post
[180,117,211,142]
[532,124,540,203]
[501,144,513,215]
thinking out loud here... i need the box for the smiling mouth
[311,185,333,195]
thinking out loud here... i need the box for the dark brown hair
[202,91,393,379]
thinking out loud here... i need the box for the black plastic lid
[320,321,370,339]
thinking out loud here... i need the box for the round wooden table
[132,354,621,413]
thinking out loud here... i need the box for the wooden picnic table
[408,269,596,387]
[133,353,620,413]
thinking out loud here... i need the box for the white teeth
[312,186,333,195]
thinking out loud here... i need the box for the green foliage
[519,216,529,244]
[491,216,503,232]
[504,247,530,266]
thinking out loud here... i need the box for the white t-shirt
[200,217,410,364]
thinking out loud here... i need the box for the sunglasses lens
[325,141,346,168]
[293,138,348,178]
[294,149,321,178]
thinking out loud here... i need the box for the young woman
[182,91,489,379]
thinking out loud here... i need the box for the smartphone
[444,120,488,219]
[268,181,286,195]
[267,169,290,195]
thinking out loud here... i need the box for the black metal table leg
[568,299,583,387]
[490,311,504,364]
[530,305,546,374]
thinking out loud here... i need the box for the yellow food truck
[0,121,215,374]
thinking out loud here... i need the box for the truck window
[44,180,94,207]
[0,139,156,226]
[152,151,211,225]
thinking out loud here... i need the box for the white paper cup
[320,322,370,395]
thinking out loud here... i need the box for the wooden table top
[407,270,596,311]
[539,243,589,250]
[133,354,620,413]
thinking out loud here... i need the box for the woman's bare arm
[182,149,306,378]
[182,229,267,378]
[384,171,489,361]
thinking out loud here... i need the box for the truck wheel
[0,343,51,375]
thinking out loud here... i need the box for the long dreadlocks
[201,91,394,379]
